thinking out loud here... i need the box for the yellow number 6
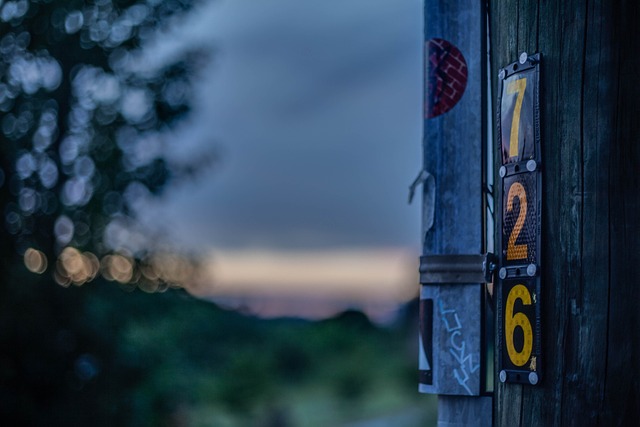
[505,284,533,366]
[507,78,527,158]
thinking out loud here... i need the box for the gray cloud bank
[140,0,424,251]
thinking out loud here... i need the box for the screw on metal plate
[499,69,506,80]
[527,264,537,276]
[499,370,507,383]
[499,268,507,280]
[526,160,537,172]
[519,52,528,65]
[499,166,507,178]
[528,372,539,385]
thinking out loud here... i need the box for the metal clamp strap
[419,253,497,285]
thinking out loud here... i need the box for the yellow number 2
[506,181,528,260]
[505,284,533,367]
[507,78,527,158]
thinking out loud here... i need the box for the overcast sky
[134,0,424,314]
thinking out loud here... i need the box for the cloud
[138,0,424,252]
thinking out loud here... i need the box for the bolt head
[527,159,537,172]
[499,268,507,279]
[527,264,537,276]
[499,166,507,178]
[519,52,528,64]
[499,370,507,383]
[498,69,506,80]
[529,372,539,385]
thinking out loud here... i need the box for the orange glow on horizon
[198,247,418,303]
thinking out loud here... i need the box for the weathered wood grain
[421,0,492,425]
[603,1,640,424]
[490,0,640,425]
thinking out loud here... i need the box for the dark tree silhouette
[1,0,209,277]
[0,1,209,424]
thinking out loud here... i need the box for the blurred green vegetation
[0,1,437,425]
[1,264,436,426]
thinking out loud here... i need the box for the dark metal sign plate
[496,53,542,385]
[419,298,434,385]
[497,278,541,384]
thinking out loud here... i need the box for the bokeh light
[23,247,47,274]
[147,251,195,286]
[101,253,134,283]
[56,247,100,286]
[54,215,74,246]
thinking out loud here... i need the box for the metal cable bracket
[419,253,497,285]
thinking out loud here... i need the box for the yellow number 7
[506,78,527,158]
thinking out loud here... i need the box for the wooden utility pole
[418,0,492,425]
[490,1,640,425]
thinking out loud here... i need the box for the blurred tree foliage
[0,0,204,264]
[2,269,429,425]
[0,1,434,425]
[0,0,208,424]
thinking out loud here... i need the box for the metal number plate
[501,173,538,266]
[496,53,542,385]
[497,278,541,384]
